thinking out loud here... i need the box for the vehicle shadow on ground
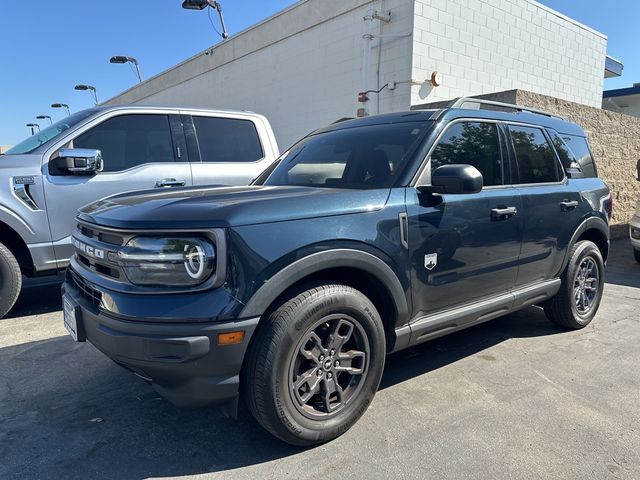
[3,276,64,319]
[0,305,564,480]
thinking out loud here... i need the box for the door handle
[155,178,186,188]
[560,200,579,211]
[491,206,517,219]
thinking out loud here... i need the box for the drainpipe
[361,8,391,117]
[361,8,412,117]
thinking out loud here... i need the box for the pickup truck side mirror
[55,148,103,175]
[418,164,483,195]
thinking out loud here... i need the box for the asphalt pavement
[1,240,638,480]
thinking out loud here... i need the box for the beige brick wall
[513,90,640,235]
[414,89,640,237]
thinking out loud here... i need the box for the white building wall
[411,0,608,108]
[105,0,416,149]
[105,0,609,148]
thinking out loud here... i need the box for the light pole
[26,123,40,135]
[110,55,142,83]
[36,115,53,125]
[51,103,71,116]
[74,84,98,105]
[182,0,229,39]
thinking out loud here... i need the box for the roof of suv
[318,103,585,137]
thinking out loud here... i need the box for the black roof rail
[331,117,356,124]
[447,97,564,119]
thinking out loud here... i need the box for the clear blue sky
[0,0,637,146]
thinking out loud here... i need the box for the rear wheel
[243,283,385,446]
[0,242,22,319]
[543,240,604,329]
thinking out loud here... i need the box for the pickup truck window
[430,121,504,186]
[193,116,263,163]
[74,114,175,172]
[5,109,98,155]
[263,122,431,189]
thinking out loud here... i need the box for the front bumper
[62,270,259,410]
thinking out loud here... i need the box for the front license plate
[63,296,79,342]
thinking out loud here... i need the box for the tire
[0,242,22,319]
[634,248,640,263]
[543,240,604,329]
[243,283,386,446]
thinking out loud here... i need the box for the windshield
[261,121,432,189]
[5,109,100,155]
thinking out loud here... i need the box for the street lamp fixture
[74,84,98,105]
[51,103,71,116]
[26,123,40,135]
[36,115,53,125]
[182,0,229,39]
[109,55,142,83]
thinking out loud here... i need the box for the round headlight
[117,236,216,287]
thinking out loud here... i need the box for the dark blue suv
[62,99,611,446]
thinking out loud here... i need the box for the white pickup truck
[0,105,279,317]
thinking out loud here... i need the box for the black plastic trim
[394,278,560,351]
[239,248,409,326]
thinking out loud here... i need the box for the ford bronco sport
[63,98,611,446]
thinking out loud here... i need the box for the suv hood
[78,185,391,230]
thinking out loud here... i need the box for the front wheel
[543,240,604,329]
[243,283,386,446]
[0,242,22,319]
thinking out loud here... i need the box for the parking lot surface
[1,240,638,480]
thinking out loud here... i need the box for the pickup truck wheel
[0,242,22,319]
[543,240,604,329]
[243,283,385,446]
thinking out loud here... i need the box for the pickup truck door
[43,113,192,267]
[407,120,523,318]
[183,114,276,186]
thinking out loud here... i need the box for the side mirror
[418,164,483,195]
[55,148,103,175]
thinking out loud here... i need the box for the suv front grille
[69,269,102,309]
[79,224,125,247]
[73,221,128,281]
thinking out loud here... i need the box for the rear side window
[509,125,561,184]
[193,116,263,163]
[73,114,175,173]
[561,134,598,178]
[430,121,504,186]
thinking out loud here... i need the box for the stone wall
[414,89,640,237]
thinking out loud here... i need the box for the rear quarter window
[560,134,598,178]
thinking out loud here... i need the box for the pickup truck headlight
[116,237,216,286]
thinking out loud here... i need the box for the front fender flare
[239,248,409,325]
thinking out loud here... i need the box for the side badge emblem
[424,253,437,271]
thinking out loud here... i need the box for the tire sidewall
[0,244,21,318]
[566,241,604,326]
[269,287,385,444]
